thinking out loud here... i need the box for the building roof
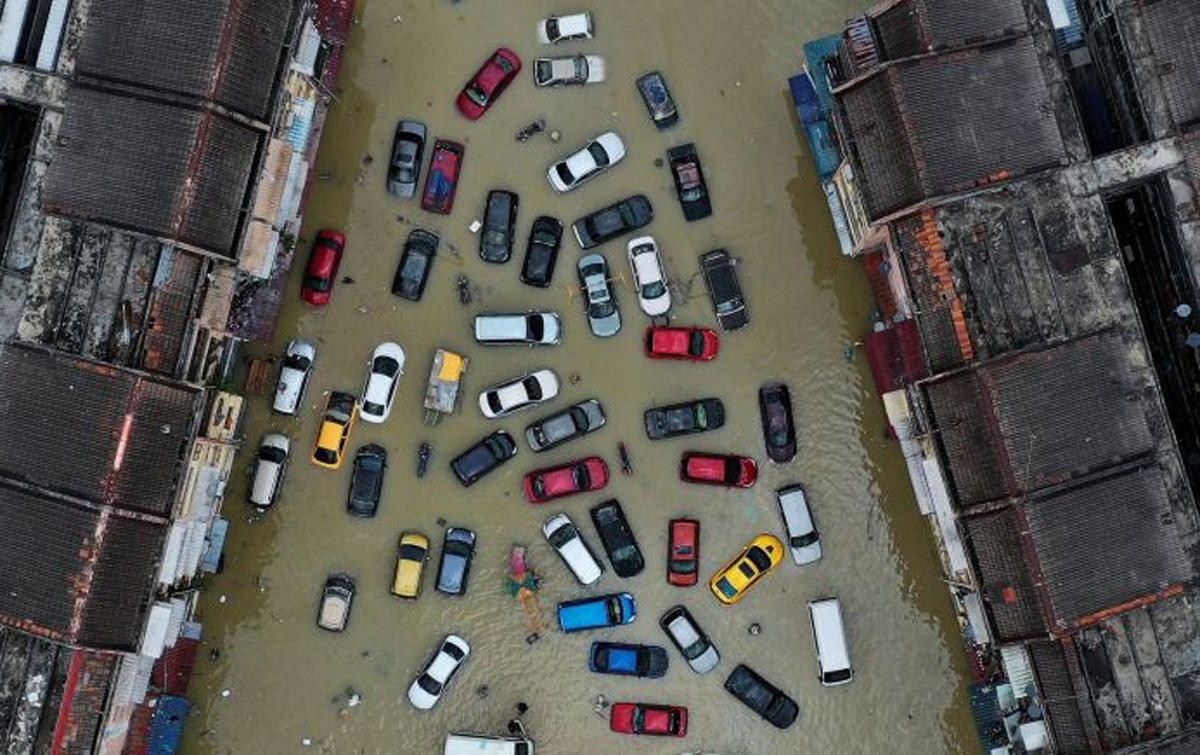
[868,0,1028,61]
[1141,0,1200,131]
[43,87,262,258]
[0,343,201,516]
[74,0,298,121]
[836,35,1068,219]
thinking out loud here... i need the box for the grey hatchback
[525,399,606,452]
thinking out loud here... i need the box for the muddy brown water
[180,1,978,753]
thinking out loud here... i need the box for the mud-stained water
[180,1,977,753]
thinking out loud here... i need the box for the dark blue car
[436,527,476,596]
[557,592,636,633]
[588,642,668,678]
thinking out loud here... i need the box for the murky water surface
[181,1,977,753]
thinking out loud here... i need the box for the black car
[636,72,679,129]
[589,499,644,577]
[572,195,653,249]
[667,143,712,221]
[436,527,477,596]
[700,249,749,331]
[525,399,607,452]
[589,642,669,678]
[521,215,563,287]
[347,444,387,517]
[392,228,439,301]
[450,430,518,486]
[759,383,797,463]
[480,190,518,263]
[644,398,725,440]
[724,664,799,729]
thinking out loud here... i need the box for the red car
[420,140,465,215]
[523,456,609,503]
[301,229,346,306]
[644,326,719,361]
[457,47,522,120]
[668,519,700,586]
[610,703,688,737]
[680,452,757,488]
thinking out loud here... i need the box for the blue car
[557,593,636,633]
[588,642,668,678]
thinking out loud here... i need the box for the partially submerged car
[590,499,644,578]
[301,230,346,306]
[474,311,561,346]
[558,592,636,633]
[589,642,668,678]
[724,664,799,729]
[537,12,594,44]
[521,215,563,287]
[577,254,621,337]
[636,71,679,129]
[627,236,670,316]
[547,132,625,194]
[317,574,356,632]
[610,703,688,737]
[709,534,784,605]
[644,398,725,440]
[573,194,653,249]
[312,391,358,470]
[480,190,519,263]
[777,484,822,565]
[408,634,471,710]
[392,530,429,599]
[667,518,700,587]
[347,444,386,517]
[523,456,609,503]
[525,399,607,452]
[273,339,315,415]
[659,605,719,674]
[534,54,605,86]
[457,47,521,120]
[387,120,426,197]
[436,527,477,596]
[667,143,712,220]
[450,430,518,486]
[700,249,749,331]
[543,512,604,586]
[420,139,464,215]
[249,433,289,509]
[644,326,718,361]
[759,382,797,462]
[680,452,757,488]
[478,369,560,419]
[360,342,405,424]
[392,228,438,301]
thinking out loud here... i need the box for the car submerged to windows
[387,120,425,197]
[478,369,560,419]
[301,229,345,306]
[547,132,625,194]
[421,139,464,215]
[525,398,606,452]
[360,342,404,424]
[577,254,620,337]
[273,339,315,415]
[534,54,605,86]
[392,228,438,301]
[644,398,725,440]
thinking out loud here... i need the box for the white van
[444,724,533,755]
[474,312,561,346]
[273,340,315,415]
[249,434,289,508]
[808,597,853,686]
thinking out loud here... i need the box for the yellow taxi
[392,531,430,599]
[709,533,785,605]
[311,391,358,470]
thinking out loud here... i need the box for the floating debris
[748,622,763,636]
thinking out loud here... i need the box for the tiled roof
[1142,0,1200,131]
[870,0,1028,60]
[962,507,1048,640]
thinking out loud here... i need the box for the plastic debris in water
[221,689,231,698]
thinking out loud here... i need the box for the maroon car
[420,140,465,215]
[609,703,688,737]
[301,229,346,306]
[457,47,522,120]
[667,519,700,587]
[522,456,609,503]
[680,452,757,488]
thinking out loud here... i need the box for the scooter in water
[416,443,432,478]
[456,276,472,305]
[516,119,546,142]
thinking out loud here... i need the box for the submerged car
[537,12,594,44]
[680,452,757,488]
[392,228,438,301]
[457,47,521,120]
[273,339,315,415]
[668,143,712,220]
[759,382,797,462]
[709,534,785,605]
[577,254,621,337]
[724,664,799,729]
[610,703,688,737]
[543,512,604,586]
[312,391,358,470]
[667,518,700,587]
[558,592,636,633]
[387,120,426,197]
[436,527,477,596]
[700,249,749,331]
[573,194,653,249]
[392,530,429,599]
[644,326,718,361]
[359,342,405,424]
[777,484,822,565]
[627,237,670,316]
[249,433,289,509]
[659,605,719,674]
[478,369,560,419]
[636,71,679,129]
[301,230,346,306]
[590,499,644,578]
[347,444,386,517]
[474,311,561,346]
[420,139,464,215]
[450,430,518,486]
[480,190,518,263]
[525,399,607,452]
[534,54,605,86]
[523,456,609,503]
[317,574,356,632]
[644,398,725,440]
[408,634,471,710]
[589,642,668,678]
[547,132,626,194]
[521,215,563,287]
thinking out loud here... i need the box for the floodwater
[181,1,978,754]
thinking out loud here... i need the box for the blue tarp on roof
[148,695,191,755]
[789,72,823,126]
[789,70,842,181]
[803,35,843,115]
[200,517,228,574]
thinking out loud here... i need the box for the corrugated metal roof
[1028,640,1098,755]
[1142,0,1200,131]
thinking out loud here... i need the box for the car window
[314,447,338,465]
[746,547,773,571]
[642,280,666,299]
[548,523,578,549]
[304,274,331,293]
[399,544,426,560]
[672,558,697,574]
[527,316,545,340]
[487,392,504,414]
[523,377,544,400]
[569,407,589,431]
[283,353,311,371]
[259,445,286,464]
[417,674,442,695]
[545,18,559,38]
[587,142,610,167]
[401,253,427,281]
[717,577,738,598]
[793,531,820,548]
[442,642,466,661]
[737,562,757,579]
[495,55,515,73]
[466,84,489,107]
[555,163,575,185]
[688,332,705,355]
[373,356,400,377]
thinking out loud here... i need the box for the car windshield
[633,708,645,731]
[532,477,546,497]
[466,83,489,107]
[694,404,708,428]
[641,280,666,299]
[746,546,773,571]
[606,597,622,623]
[548,523,577,549]
[555,163,575,185]
[522,377,544,400]
[304,274,331,293]
[590,299,615,318]
[259,445,286,463]
[417,674,442,695]
[672,558,697,574]
[401,253,426,281]
[572,465,591,489]
[487,393,504,414]
[826,668,854,684]
[314,447,338,465]
[363,400,385,415]
[442,642,466,661]
[574,57,588,79]
[688,332,706,355]
[494,54,515,73]
[527,316,545,340]
[283,353,311,371]
[484,229,506,248]
[535,60,552,81]
[716,577,738,598]
[723,460,742,484]
[570,407,589,431]
[612,543,638,562]
[586,142,610,167]
[771,430,791,446]
[373,356,400,377]
[398,544,425,560]
[792,531,819,548]
[545,18,559,38]
[717,298,741,314]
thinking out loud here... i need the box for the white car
[272,339,315,415]
[248,433,289,509]
[627,236,671,316]
[478,369,560,419]
[407,634,471,710]
[777,484,822,565]
[547,132,625,194]
[360,342,405,424]
[537,12,594,44]
[533,55,606,87]
[542,513,603,585]
[474,312,562,345]
[661,605,720,675]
